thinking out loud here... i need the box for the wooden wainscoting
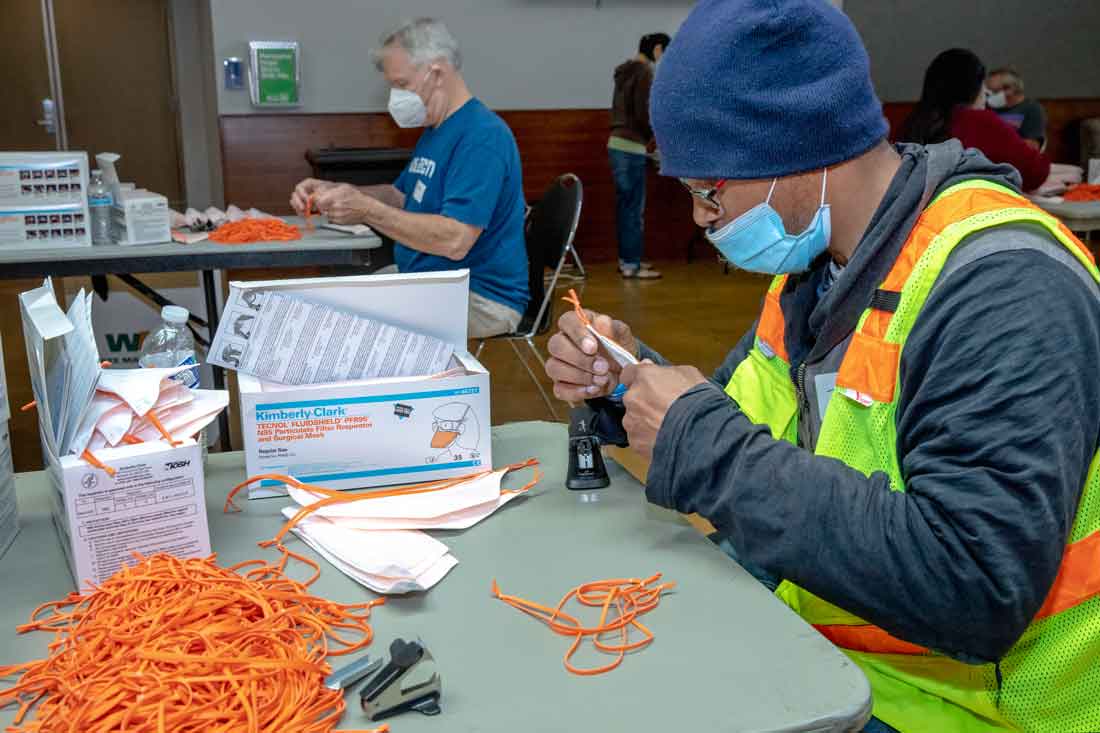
[220,99,1100,265]
[220,110,697,265]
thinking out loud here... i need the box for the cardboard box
[111,190,171,245]
[0,420,18,560]
[45,439,209,588]
[0,330,9,422]
[0,151,91,249]
[236,270,492,499]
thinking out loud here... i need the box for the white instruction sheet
[208,288,455,385]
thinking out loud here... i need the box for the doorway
[0,0,185,207]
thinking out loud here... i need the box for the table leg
[202,269,232,452]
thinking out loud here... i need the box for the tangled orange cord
[492,574,675,676]
[225,459,541,550]
[0,552,387,733]
[209,218,302,243]
[562,288,592,327]
[1064,183,1100,202]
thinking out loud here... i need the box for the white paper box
[111,190,171,245]
[236,270,492,499]
[0,331,9,422]
[0,151,91,249]
[45,439,210,589]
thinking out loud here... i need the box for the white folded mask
[97,365,197,417]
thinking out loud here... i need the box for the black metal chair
[475,173,584,420]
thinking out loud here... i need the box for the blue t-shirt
[394,98,529,315]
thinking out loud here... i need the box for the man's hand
[313,184,380,225]
[620,362,707,460]
[289,178,337,215]
[545,308,638,402]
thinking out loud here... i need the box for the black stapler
[567,404,610,490]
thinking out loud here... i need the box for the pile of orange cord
[1064,183,1100,203]
[492,573,675,675]
[209,218,302,244]
[0,552,390,733]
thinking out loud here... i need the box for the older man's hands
[619,362,707,460]
[545,307,638,402]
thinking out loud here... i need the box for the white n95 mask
[388,88,427,128]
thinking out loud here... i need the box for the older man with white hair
[291,18,529,339]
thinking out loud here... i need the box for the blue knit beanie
[652,0,888,180]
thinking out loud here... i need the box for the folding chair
[475,174,584,420]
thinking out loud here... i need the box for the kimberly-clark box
[0,151,91,249]
[237,270,491,499]
[45,439,209,588]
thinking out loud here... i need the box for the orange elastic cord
[1064,183,1100,202]
[147,412,182,447]
[305,194,315,230]
[20,401,36,412]
[492,574,675,676]
[0,552,384,733]
[562,288,591,327]
[209,218,302,244]
[100,360,112,368]
[80,449,117,478]
[121,434,144,445]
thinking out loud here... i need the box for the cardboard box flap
[228,269,470,348]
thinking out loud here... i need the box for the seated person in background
[291,18,529,339]
[901,48,1050,192]
[986,66,1047,150]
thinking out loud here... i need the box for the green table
[0,422,871,731]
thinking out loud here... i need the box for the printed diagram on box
[427,402,479,462]
[221,341,244,368]
[231,312,255,339]
[240,290,266,312]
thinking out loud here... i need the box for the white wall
[209,0,692,114]
[846,0,1100,102]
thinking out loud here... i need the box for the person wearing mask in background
[608,32,670,280]
[290,18,529,339]
[545,1,1100,731]
[986,67,1047,150]
[902,48,1050,192]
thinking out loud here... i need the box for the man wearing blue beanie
[545,1,1100,731]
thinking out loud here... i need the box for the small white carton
[237,270,491,499]
[111,190,171,245]
[45,438,209,588]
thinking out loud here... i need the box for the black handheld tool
[360,638,441,720]
[567,405,610,490]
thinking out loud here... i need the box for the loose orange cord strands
[1064,183,1100,202]
[225,459,541,550]
[305,194,316,231]
[492,574,675,675]
[209,218,303,244]
[0,552,387,733]
[562,288,592,327]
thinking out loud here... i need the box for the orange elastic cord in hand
[80,449,117,478]
[562,288,591,327]
[305,194,315,230]
[209,218,302,244]
[492,574,675,676]
[0,552,384,733]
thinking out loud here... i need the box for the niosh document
[209,288,454,385]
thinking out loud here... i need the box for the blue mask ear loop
[765,178,778,206]
[819,167,828,207]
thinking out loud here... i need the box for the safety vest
[724,179,1100,732]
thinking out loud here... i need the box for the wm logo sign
[105,332,144,352]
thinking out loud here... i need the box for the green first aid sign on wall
[249,41,301,107]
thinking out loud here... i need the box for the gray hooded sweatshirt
[600,141,1100,664]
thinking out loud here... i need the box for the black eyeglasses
[678,179,727,210]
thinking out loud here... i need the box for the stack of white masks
[270,462,537,594]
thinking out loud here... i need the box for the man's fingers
[547,332,609,376]
[553,381,596,403]
[556,311,600,356]
[620,363,640,386]
[546,358,610,390]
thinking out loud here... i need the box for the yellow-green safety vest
[724,179,1100,732]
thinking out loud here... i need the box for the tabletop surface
[0,217,383,277]
[1028,196,1100,228]
[0,422,871,732]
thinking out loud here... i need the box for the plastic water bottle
[140,306,200,389]
[87,169,113,245]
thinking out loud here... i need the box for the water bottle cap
[162,305,189,324]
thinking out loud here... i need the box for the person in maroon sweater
[902,48,1050,191]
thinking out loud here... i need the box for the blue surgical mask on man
[706,169,831,274]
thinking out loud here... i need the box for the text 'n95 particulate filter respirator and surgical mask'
[706,168,831,275]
